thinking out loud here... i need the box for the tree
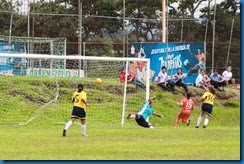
[177,0,205,18]
[0,0,15,36]
[199,0,240,72]
[115,0,161,42]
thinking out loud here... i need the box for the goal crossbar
[0,53,150,62]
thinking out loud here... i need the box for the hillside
[0,76,240,127]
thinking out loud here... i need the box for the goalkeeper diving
[127,96,164,128]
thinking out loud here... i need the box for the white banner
[26,68,84,78]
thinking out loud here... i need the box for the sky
[171,0,225,18]
[14,0,235,19]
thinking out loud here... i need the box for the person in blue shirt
[210,69,225,92]
[127,96,164,128]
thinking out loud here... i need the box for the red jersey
[180,98,194,115]
[120,71,135,83]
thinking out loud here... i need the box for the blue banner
[0,43,26,76]
[129,43,205,84]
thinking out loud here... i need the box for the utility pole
[78,0,82,77]
[226,18,234,68]
[162,0,166,42]
[211,0,216,72]
[123,0,126,57]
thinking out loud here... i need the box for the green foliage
[0,0,240,58]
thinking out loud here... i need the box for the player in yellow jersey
[195,85,216,128]
[63,83,89,137]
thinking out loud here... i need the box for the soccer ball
[95,78,102,85]
[236,85,240,90]
[183,59,190,68]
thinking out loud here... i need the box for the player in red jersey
[174,92,195,128]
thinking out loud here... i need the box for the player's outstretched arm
[197,97,204,102]
[148,96,156,101]
[177,102,182,107]
[153,113,164,118]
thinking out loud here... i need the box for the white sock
[130,114,136,119]
[81,125,86,135]
[196,117,202,126]
[64,120,73,130]
[204,118,209,126]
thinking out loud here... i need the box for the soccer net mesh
[0,54,150,127]
[0,35,66,55]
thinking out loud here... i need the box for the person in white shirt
[195,70,211,91]
[157,66,176,94]
[222,66,235,87]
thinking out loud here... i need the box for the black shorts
[201,103,213,116]
[135,114,150,128]
[71,106,86,119]
[223,79,233,86]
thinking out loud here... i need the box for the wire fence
[0,0,240,83]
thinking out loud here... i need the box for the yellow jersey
[202,91,215,105]
[72,91,87,110]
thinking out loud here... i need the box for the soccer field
[0,76,240,160]
[0,125,240,160]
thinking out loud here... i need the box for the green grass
[0,125,240,160]
[0,76,240,160]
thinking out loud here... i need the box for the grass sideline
[0,125,240,160]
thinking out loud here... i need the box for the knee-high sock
[64,120,73,130]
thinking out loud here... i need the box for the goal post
[0,53,151,127]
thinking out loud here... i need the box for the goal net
[0,35,66,55]
[0,53,151,127]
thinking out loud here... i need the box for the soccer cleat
[127,113,132,119]
[195,125,199,128]
[63,129,66,137]
[82,134,87,137]
[186,120,191,126]
[203,125,207,128]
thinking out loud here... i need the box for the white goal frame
[0,53,150,127]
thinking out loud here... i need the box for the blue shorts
[197,62,204,70]
[71,106,86,119]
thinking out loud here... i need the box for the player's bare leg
[127,113,136,119]
[186,119,191,126]
[174,118,179,128]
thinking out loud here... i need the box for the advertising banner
[0,43,26,76]
[129,43,205,84]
